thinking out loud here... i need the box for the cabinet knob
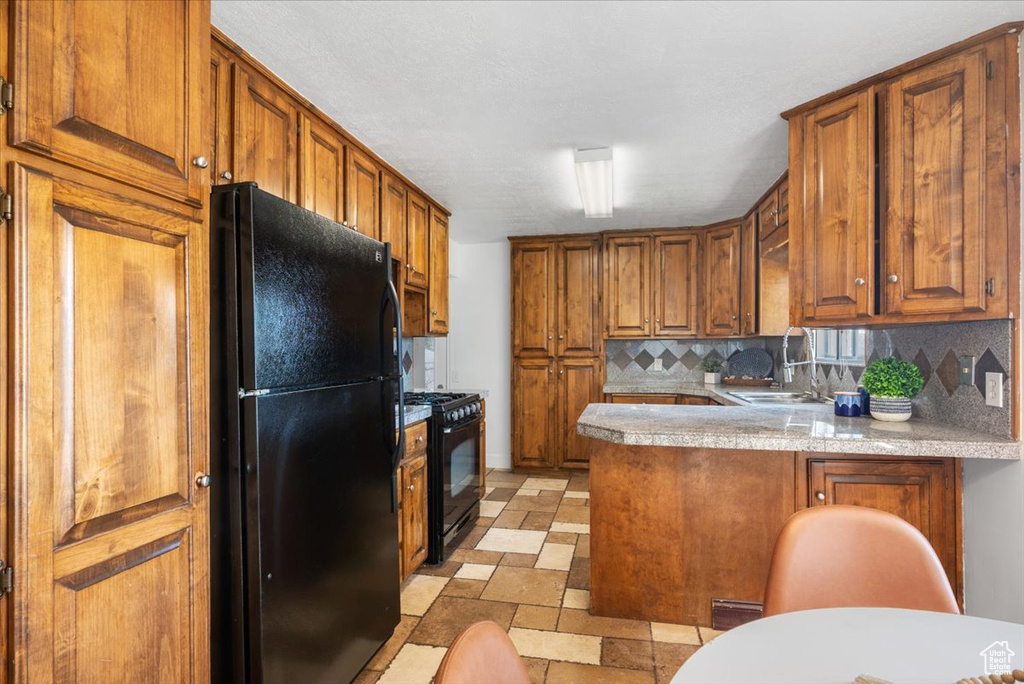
[558,335,564,340]
[220,171,233,181]
[559,369,564,375]
[746,312,752,318]
[431,310,437,316]
[416,436,423,443]
[196,472,212,488]
[644,318,649,323]
[548,368,553,374]
[732,315,738,320]
[888,274,899,283]
[406,263,413,270]
[408,484,415,492]
[352,225,359,232]
[191,156,209,169]
[854,277,866,286]
[655,319,660,324]
[342,221,349,227]
[548,335,553,340]
[816,491,825,501]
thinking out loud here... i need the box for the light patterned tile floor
[358,470,718,684]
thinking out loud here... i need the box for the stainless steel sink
[727,391,832,405]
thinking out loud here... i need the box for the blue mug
[834,391,863,417]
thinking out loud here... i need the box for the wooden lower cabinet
[608,394,677,405]
[558,358,603,468]
[800,455,962,605]
[398,421,429,581]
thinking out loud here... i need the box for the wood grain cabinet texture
[740,214,759,336]
[703,222,743,337]
[652,233,699,338]
[799,455,963,606]
[428,207,450,334]
[510,237,602,470]
[787,29,1020,326]
[381,172,408,263]
[398,422,430,582]
[3,1,213,679]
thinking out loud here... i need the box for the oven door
[441,414,482,531]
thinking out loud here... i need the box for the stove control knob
[447,411,456,422]
[457,408,466,420]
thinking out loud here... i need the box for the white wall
[447,240,512,469]
[960,40,1024,623]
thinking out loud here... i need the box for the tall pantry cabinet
[1,0,212,680]
[510,237,602,469]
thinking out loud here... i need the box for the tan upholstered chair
[763,505,959,617]
[433,621,531,684]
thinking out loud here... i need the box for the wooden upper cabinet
[381,173,408,262]
[556,238,602,356]
[428,207,449,334]
[776,177,789,230]
[209,43,234,186]
[234,65,299,203]
[298,115,346,224]
[346,146,381,239]
[558,357,602,468]
[740,214,758,336]
[512,358,556,469]
[652,233,699,337]
[406,191,430,290]
[798,90,875,321]
[808,458,958,600]
[883,47,989,316]
[10,0,206,205]
[9,163,210,682]
[704,223,742,336]
[512,241,556,357]
[604,235,651,338]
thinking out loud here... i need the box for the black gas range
[404,392,483,562]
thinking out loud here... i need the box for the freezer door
[236,185,392,390]
[242,381,400,684]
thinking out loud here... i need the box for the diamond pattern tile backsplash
[607,320,1013,438]
[764,320,1013,438]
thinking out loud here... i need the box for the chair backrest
[433,621,531,684]
[762,505,959,617]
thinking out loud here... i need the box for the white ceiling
[211,1,1024,243]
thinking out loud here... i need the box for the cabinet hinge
[0,561,12,596]
[986,61,993,79]
[0,189,11,224]
[0,77,12,114]
[985,278,995,296]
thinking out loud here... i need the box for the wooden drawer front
[405,421,428,459]
[609,394,676,405]
[677,395,710,406]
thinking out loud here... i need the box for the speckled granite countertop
[577,402,1021,460]
[402,405,432,426]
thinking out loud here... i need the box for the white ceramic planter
[704,372,722,385]
[869,396,912,422]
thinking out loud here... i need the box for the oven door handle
[443,413,482,434]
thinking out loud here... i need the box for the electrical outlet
[652,357,664,372]
[985,372,1004,408]
[958,355,976,386]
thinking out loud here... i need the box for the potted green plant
[860,356,923,422]
[700,358,724,385]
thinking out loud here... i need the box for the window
[814,328,867,366]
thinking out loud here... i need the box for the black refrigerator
[210,183,404,684]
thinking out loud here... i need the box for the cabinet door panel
[428,208,449,334]
[776,178,789,229]
[209,43,234,186]
[512,242,556,356]
[653,234,698,337]
[558,358,602,467]
[512,359,555,468]
[235,66,298,203]
[704,223,742,336]
[802,91,874,320]
[740,215,758,336]
[884,48,987,315]
[10,164,209,680]
[346,146,381,239]
[557,239,602,355]
[381,173,407,262]
[11,0,205,204]
[406,192,430,290]
[299,115,346,224]
[808,459,955,596]
[604,236,651,337]
[758,190,781,241]
[401,455,428,576]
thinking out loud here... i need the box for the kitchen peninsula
[576,401,1019,627]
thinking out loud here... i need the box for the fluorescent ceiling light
[574,147,613,218]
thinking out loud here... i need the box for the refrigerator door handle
[382,279,405,471]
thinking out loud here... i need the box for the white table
[672,608,1024,684]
